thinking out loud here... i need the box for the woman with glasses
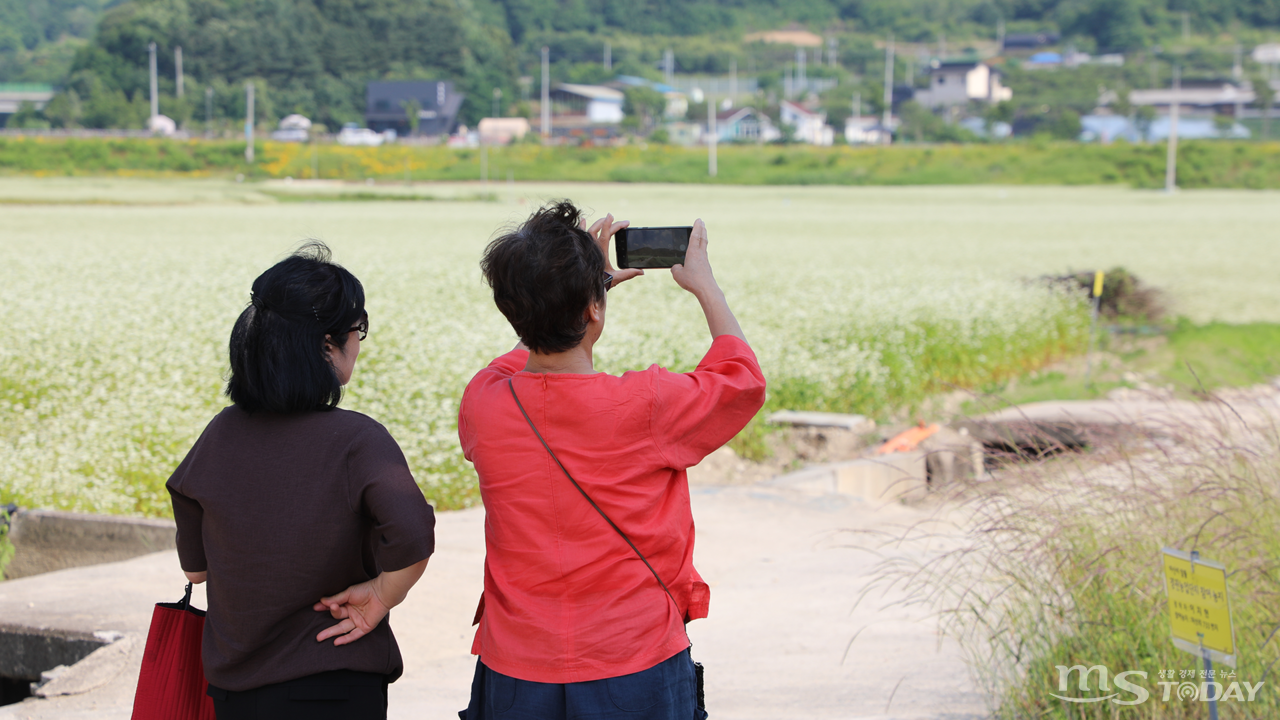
[458,202,766,719]
[166,242,435,720]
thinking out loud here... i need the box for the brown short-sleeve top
[166,405,436,692]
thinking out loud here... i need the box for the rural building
[911,60,1012,108]
[365,81,464,137]
[550,84,624,124]
[1079,114,1250,142]
[478,117,530,145]
[0,83,54,126]
[611,76,688,119]
[780,100,834,145]
[1001,32,1060,51]
[662,121,703,145]
[714,107,780,143]
[744,28,823,47]
[844,116,893,144]
[1128,80,1268,116]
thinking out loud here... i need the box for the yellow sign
[1093,271,1105,298]
[1162,547,1236,666]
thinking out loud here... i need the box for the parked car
[337,123,387,146]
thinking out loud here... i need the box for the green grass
[4,137,1280,189]
[986,451,1280,719]
[965,321,1280,415]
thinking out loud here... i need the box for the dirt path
[0,485,986,720]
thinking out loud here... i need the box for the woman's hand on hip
[313,581,390,646]
[583,213,644,287]
[313,558,429,646]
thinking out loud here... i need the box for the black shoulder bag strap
[507,378,705,710]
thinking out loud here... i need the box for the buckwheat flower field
[2,181,1278,516]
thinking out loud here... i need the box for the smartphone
[615,226,693,269]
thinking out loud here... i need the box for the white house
[780,101,834,145]
[911,60,1012,108]
[844,116,894,145]
[714,107,780,143]
[550,84,625,124]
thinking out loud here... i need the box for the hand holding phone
[583,213,644,288]
[615,226,693,269]
[669,220,716,297]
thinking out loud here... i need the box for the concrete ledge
[7,510,176,580]
[767,410,875,433]
[767,451,927,504]
[0,624,108,681]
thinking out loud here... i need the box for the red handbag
[131,583,216,720]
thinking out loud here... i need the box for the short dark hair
[480,200,606,354]
[226,242,366,413]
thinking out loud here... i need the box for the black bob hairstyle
[480,200,606,354]
[226,242,366,413]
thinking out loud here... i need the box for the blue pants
[460,649,707,720]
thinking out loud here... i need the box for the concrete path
[0,486,987,719]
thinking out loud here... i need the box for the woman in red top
[458,202,766,719]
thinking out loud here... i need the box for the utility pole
[540,46,550,140]
[1165,66,1180,193]
[492,87,502,118]
[175,46,184,99]
[997,17,1005,51]
[827,36,837,67]
[882,34,894,145]
[1234,44,1243,119]
[854,92,861,120]
[796,46,806,95]
[148,42,158,119]
[664,49,674,85]
[729,58,737,103]
[245,82,254,163]
[707,99,717,177]
[205,86,213,137]
[604,41,611,72]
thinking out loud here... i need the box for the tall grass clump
[861,399,1280,719]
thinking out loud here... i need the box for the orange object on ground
[876,421,940,455]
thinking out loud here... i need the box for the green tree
[1046,109,1082,140]
[401,98,421,135]
[5,100,50,128]
[984,100,1014,138]
[41,88,81,127]
[622,85,664,132]
[1254,73,1275,140]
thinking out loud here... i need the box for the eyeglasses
[604,273,613,293]
[347,315,369,341]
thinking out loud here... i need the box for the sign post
[1084,271,1104,388]
[1162,548,1235,720]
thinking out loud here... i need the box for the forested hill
[10,0,1280,131]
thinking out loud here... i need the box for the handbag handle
[507,378,683,620]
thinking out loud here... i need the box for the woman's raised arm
[670,219,747,344]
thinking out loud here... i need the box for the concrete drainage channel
[0,509,175,708]
[0,626,123,705]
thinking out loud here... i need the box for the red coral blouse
[457,335,766,683]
